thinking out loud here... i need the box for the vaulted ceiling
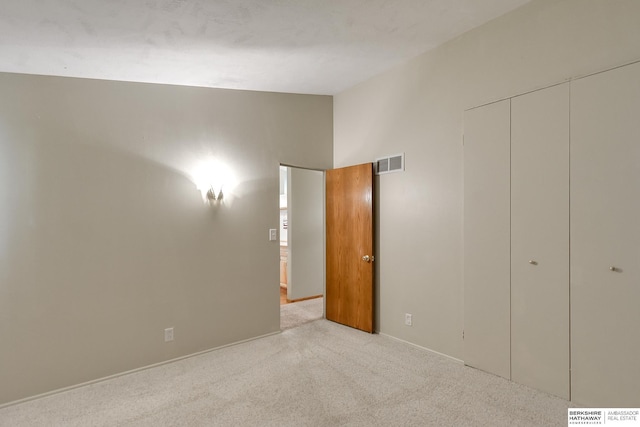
[0,0,530,94]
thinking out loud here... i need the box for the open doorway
[279,165,324,308]
[279,166,289,304]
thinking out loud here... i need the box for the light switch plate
[269,229,277,241]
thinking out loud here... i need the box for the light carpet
[0,299,571,426]
[280,297,324,330]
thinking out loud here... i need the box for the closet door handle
[528,260,538,265]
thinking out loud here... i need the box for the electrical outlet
[405,313,412,326]
[164,327,174,342]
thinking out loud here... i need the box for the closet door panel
[571,61,640,406]
[463,100,511,379]
[511,83,570,399]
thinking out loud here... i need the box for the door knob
[609,266,618,272]
[362,255,375,262]
[528,260,538,265]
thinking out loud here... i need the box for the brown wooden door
[326,163,374,333]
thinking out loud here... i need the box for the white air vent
[375,153,404,175]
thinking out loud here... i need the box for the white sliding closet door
[463,100,511,380]
[571,61,640,407]
[511,83,569,399]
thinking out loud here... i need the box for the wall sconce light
[206,186,224,203]
[191,158,235,206]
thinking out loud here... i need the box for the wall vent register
[375,153,405,175]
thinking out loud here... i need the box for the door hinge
[462,330,464,340]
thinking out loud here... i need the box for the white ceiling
[0,0,531,95]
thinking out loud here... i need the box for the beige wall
[0,74,332,404]
[334,0,640,360]
[287,167,324,300]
